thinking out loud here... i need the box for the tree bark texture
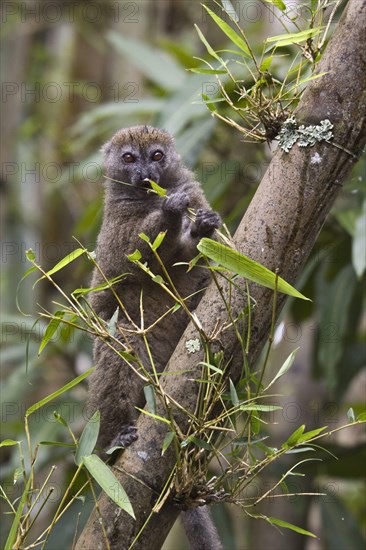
[76,1,366,548]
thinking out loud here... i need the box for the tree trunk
[76,1,366,548]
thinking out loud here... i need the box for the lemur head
[102,125,182,191]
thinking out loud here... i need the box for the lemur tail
[180,507,223,550]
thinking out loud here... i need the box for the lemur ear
[101,140,112,157]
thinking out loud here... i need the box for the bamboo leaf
[262,0,286,11]
[203,6,251,56]
[239,404,282,412]
[135,408,171,424]
[283,425,305,448]
[268,517,317,537]
[83,454,135,518]
[194,24,222,62]
[297,426,327,444]
[107,307,119,336]
[144,385,156,414]
[229,379,239,406]
[266,27,323,48]
[37,248,86,281]
[4,477,32,550]
[265,348,299,390]
[26,368,94,417]
[197,239,310,300]
[152,232,166,251]
[75,411,100,466]
[38,312,65,356]
[162,432,176,455]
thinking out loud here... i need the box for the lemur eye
[122,153,135,164]
[152,150,164,161]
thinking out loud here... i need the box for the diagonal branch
[76,1,366,548]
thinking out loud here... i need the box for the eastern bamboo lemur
[88,125,222,549]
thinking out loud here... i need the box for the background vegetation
[1,1,365,548]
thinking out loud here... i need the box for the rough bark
[76,1,366,548]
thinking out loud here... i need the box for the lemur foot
[109,424,138,449]
[191,209,221,238]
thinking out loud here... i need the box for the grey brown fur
[88,125,222,548]
[88,125,220,448]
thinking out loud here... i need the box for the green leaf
[152,232,166,251]
[262,0,286,11]
[357,411,366,421]
[38,312,65,356]
[4,476,32,550]
[266,27,323,48]
[72,274,127,296]
[144,386,156,414]
[297,426,327,444]
[107,307,119,336]
[222,0,239,21]
[128,249,142,262]
[229,379,239,406]
[197,239,310,300]
[283,425,305,447]
[147,180,167,197]
[82,454,135,518]
[135,408,171,425]
[26,248,36,262]
[203,6,250,57]
[268,517,317,537]
[194,24,222,62]
[39,441,75,448]
[37,248,85,281]
[139,233,150,243]
[152,275,164,284]
[26,368,94,417]
[347,407,356,423]
[260,56,273,72]
[189,68,227,74]
[0,439,19,447]
[75,411,100,466]
[265,348,299,390]
[239,404,282,412]
[162,431,176,455]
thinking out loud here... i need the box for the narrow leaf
[0,440,19,447]
[198,239,310,300]
[229,379,239,406]
[135,408,171,424]
[147,180,167,196]
[239,404,282,412]
[265,348,299,390]
[38,312,65,356]
[194,24,222,62]
[262,0,286,11]
[83,454,135,518]
[4,477,32,550]
[152,231,166,251]
[266,27,323,47]
[347,408,356,423]
[297,426,327,444]
[107,307,119,336]
[203,6,250,56]
[26,368,94,417]
[162,432,176,455]
[144,385,156,414]
[283,425,305,448]
[39,248,85,280]
[268,517,317,537]
[75,411,100,466]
